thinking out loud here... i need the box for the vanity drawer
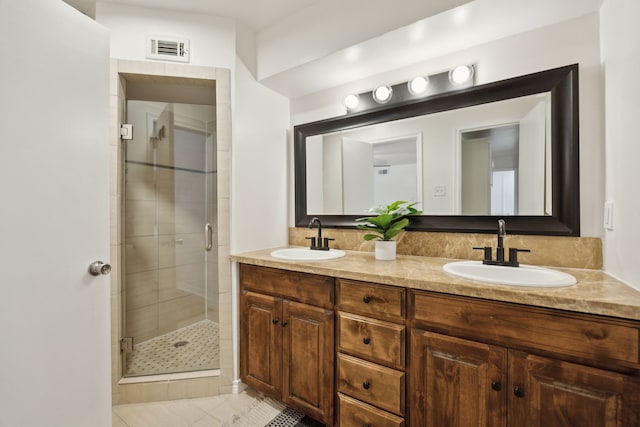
[412,291,640,367]
[337,353,405,416]
[239,264,333,309]
[337,279,405,322]
[338,393,405,427]
[338,312,405,369]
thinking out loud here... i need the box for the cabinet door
[240,290,282,397]
[410,329,507,427]
[509,350,640,427]
[282,300,334,425]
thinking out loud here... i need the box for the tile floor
[112,388,284,427]
[125,320,220,377]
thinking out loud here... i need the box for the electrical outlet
[604,201,614,230]
[434,185,446,197]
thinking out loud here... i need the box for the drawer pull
[363,337,371,345]
[363,425,370,427]
[491,381,501,391]
[363,295,371,304]
[513,386,525,398]
[362,381,371,390]
[272,319,279,325]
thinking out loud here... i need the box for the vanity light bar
[343,64,475,113]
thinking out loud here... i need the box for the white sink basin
[443,261,576,287]
[270,247,346,261]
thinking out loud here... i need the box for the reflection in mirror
[294,64,580,236]
[307,93,550,217]
[307,132,422,215]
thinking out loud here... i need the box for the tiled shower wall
[110,60,233,404]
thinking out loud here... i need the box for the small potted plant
[355,200,422,260]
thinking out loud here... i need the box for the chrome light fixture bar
[343,64,475,113]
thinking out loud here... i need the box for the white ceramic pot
[375,240,397,261]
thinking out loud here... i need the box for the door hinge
[120,336,134,354]
[120,124,133,140]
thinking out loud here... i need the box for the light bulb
[343,94,359,110]
[408,76,429,95]
[449,65,474,84]
[373,85,393,104]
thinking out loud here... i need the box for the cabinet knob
[363,295,371,304]
[363,425,370,427]
[281,321,288,327]
[362,381,370,390]
[491,381,501,391]
[513,386,525,398]
[363,337,371,345]
[272,319,279,325]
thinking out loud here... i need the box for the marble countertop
[230,247,640,321]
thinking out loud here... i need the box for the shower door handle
[205,223,213,251]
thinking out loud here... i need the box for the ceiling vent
[146,36,190,63]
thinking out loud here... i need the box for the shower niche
[121,77,220,378]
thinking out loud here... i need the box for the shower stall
[122,99,219,377]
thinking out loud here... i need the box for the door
[240,290,283,397]
[508,351,640,427]
[0,1,111,426]
[282,300,335,425]
[461,137,492,214]
[123,100,218,377]
[410,330,507,427]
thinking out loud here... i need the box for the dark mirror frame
[294,64,579,236]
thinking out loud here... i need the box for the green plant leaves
[355,200,421,241]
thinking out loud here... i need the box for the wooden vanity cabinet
[239,265,335,425]
[410,290,640,427]
[336,279,407,427]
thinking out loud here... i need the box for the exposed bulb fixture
[408,76,429,95]
[372,85,393,104]
[449,65,474,85]
[343,93,360,110]
[342,64,475,113]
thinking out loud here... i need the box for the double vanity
[232,248,640,427]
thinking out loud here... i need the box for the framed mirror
[294,64,579,236]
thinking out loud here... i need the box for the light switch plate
[604,201,614,230]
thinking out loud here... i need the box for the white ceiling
[62,0,603,99]
[64,0,321,31]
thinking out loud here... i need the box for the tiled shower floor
[125,319,220,377]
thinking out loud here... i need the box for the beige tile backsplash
[289,227,602,270]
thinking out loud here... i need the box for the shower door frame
[111,63,233,404]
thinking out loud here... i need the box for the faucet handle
[322,237,335,251]
[508,248,531,267]
[473,246,492,263]
[305,236,317,249]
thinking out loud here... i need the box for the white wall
[600,0,640,290]
[95,2,235,69]
[232,59,290,252]
[290,13,604,237]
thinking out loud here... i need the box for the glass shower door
[123,100,218,377]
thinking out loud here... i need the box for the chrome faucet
[473,219,530,267]
[307,217,334,251]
